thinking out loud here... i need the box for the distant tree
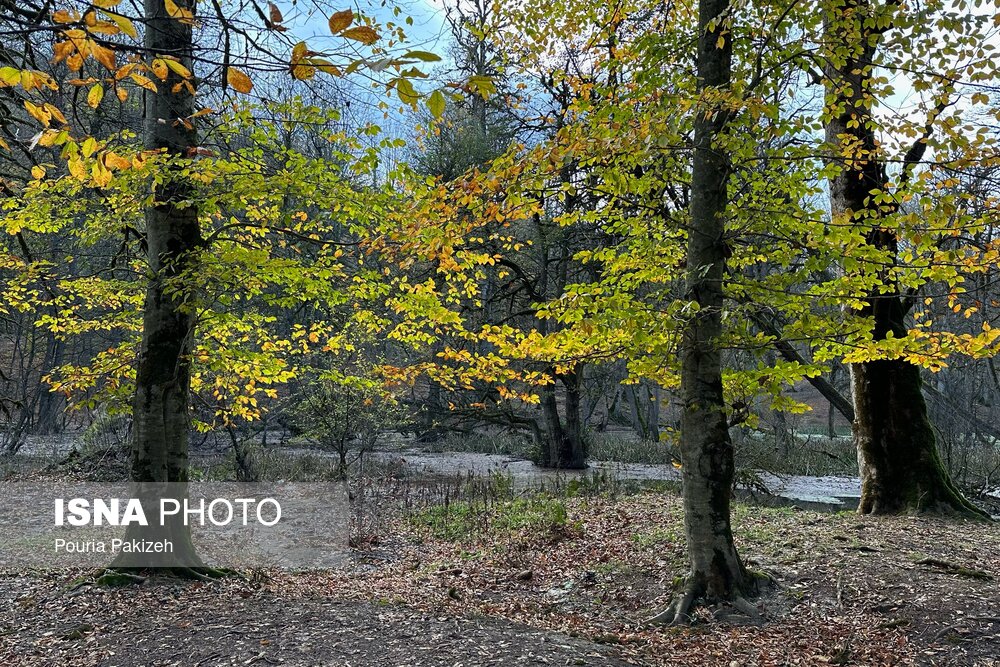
[289,377,398,478]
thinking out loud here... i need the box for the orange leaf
[341,26,378,45]
[52,9,77,23]
[104,152,132,170]
[91,42,117,71]
[328,9,353,34]
[226,67,253,93]
[24,101,51,126]
[151,58,169,80]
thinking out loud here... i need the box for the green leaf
[427,89,446,118]
[468,75,496,99]
[395,78,418,106]
[402,50,441,63]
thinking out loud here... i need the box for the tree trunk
[560,365,586,468]
[131,0,199,485]
[34,337,66,435]
[662,0,756,623]
[823,0,986,518]
[537,366,587,469]
[113,0,208,571]
[646,382,661,444]
[852,358,985,515]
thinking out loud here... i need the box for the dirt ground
[2,492,998,666]
[0,580,637,666]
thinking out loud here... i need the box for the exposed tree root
[76,566,240,589]
[914,557,993,581]
[645,571,771,626]
[645,585,700,626]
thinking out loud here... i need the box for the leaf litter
[2,490,998,666]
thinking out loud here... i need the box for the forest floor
[2,489,999,666]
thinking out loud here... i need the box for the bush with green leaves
[287,379,398,477]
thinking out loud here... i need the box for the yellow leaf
[92,159,112,187]
[107,13,138,39]
[342,26,378,45]
[36,130,59,147]
[226,67,253,93]
[116,85,128,102]
[88,83,104,108]
[163,58,191,78]
[93,0,122,7]
[0,67,20,86]
[427,89,446,118]
[291,63,316,80]
[395,77,418,105]
[68,156,87,180]
[130,72,157,92]
[31,165,46,180]
[314,59,342,76]
[328,9,353,34]
[45,103,67,125]
[52,9,77,23]
[24,101,51,126]
[164,0,194,23]
[81,136,98,157]
[291,41,308,63]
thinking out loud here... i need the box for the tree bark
[665,0,756,623]
[823,0,986,518]
[537,365,586,469]
[113,0,209,571]
[131,0,199,485]
[560,365,586,467]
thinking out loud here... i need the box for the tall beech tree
[821,0,994,517]
[109,0,207,574]
[1,0,454,575]
[131,0,198,487]
[664,0,757,621]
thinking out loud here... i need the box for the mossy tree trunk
[823,0,987,518]
[852,357,986,515]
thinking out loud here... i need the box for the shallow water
[5,432,866,510]
[369,449,863,510]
